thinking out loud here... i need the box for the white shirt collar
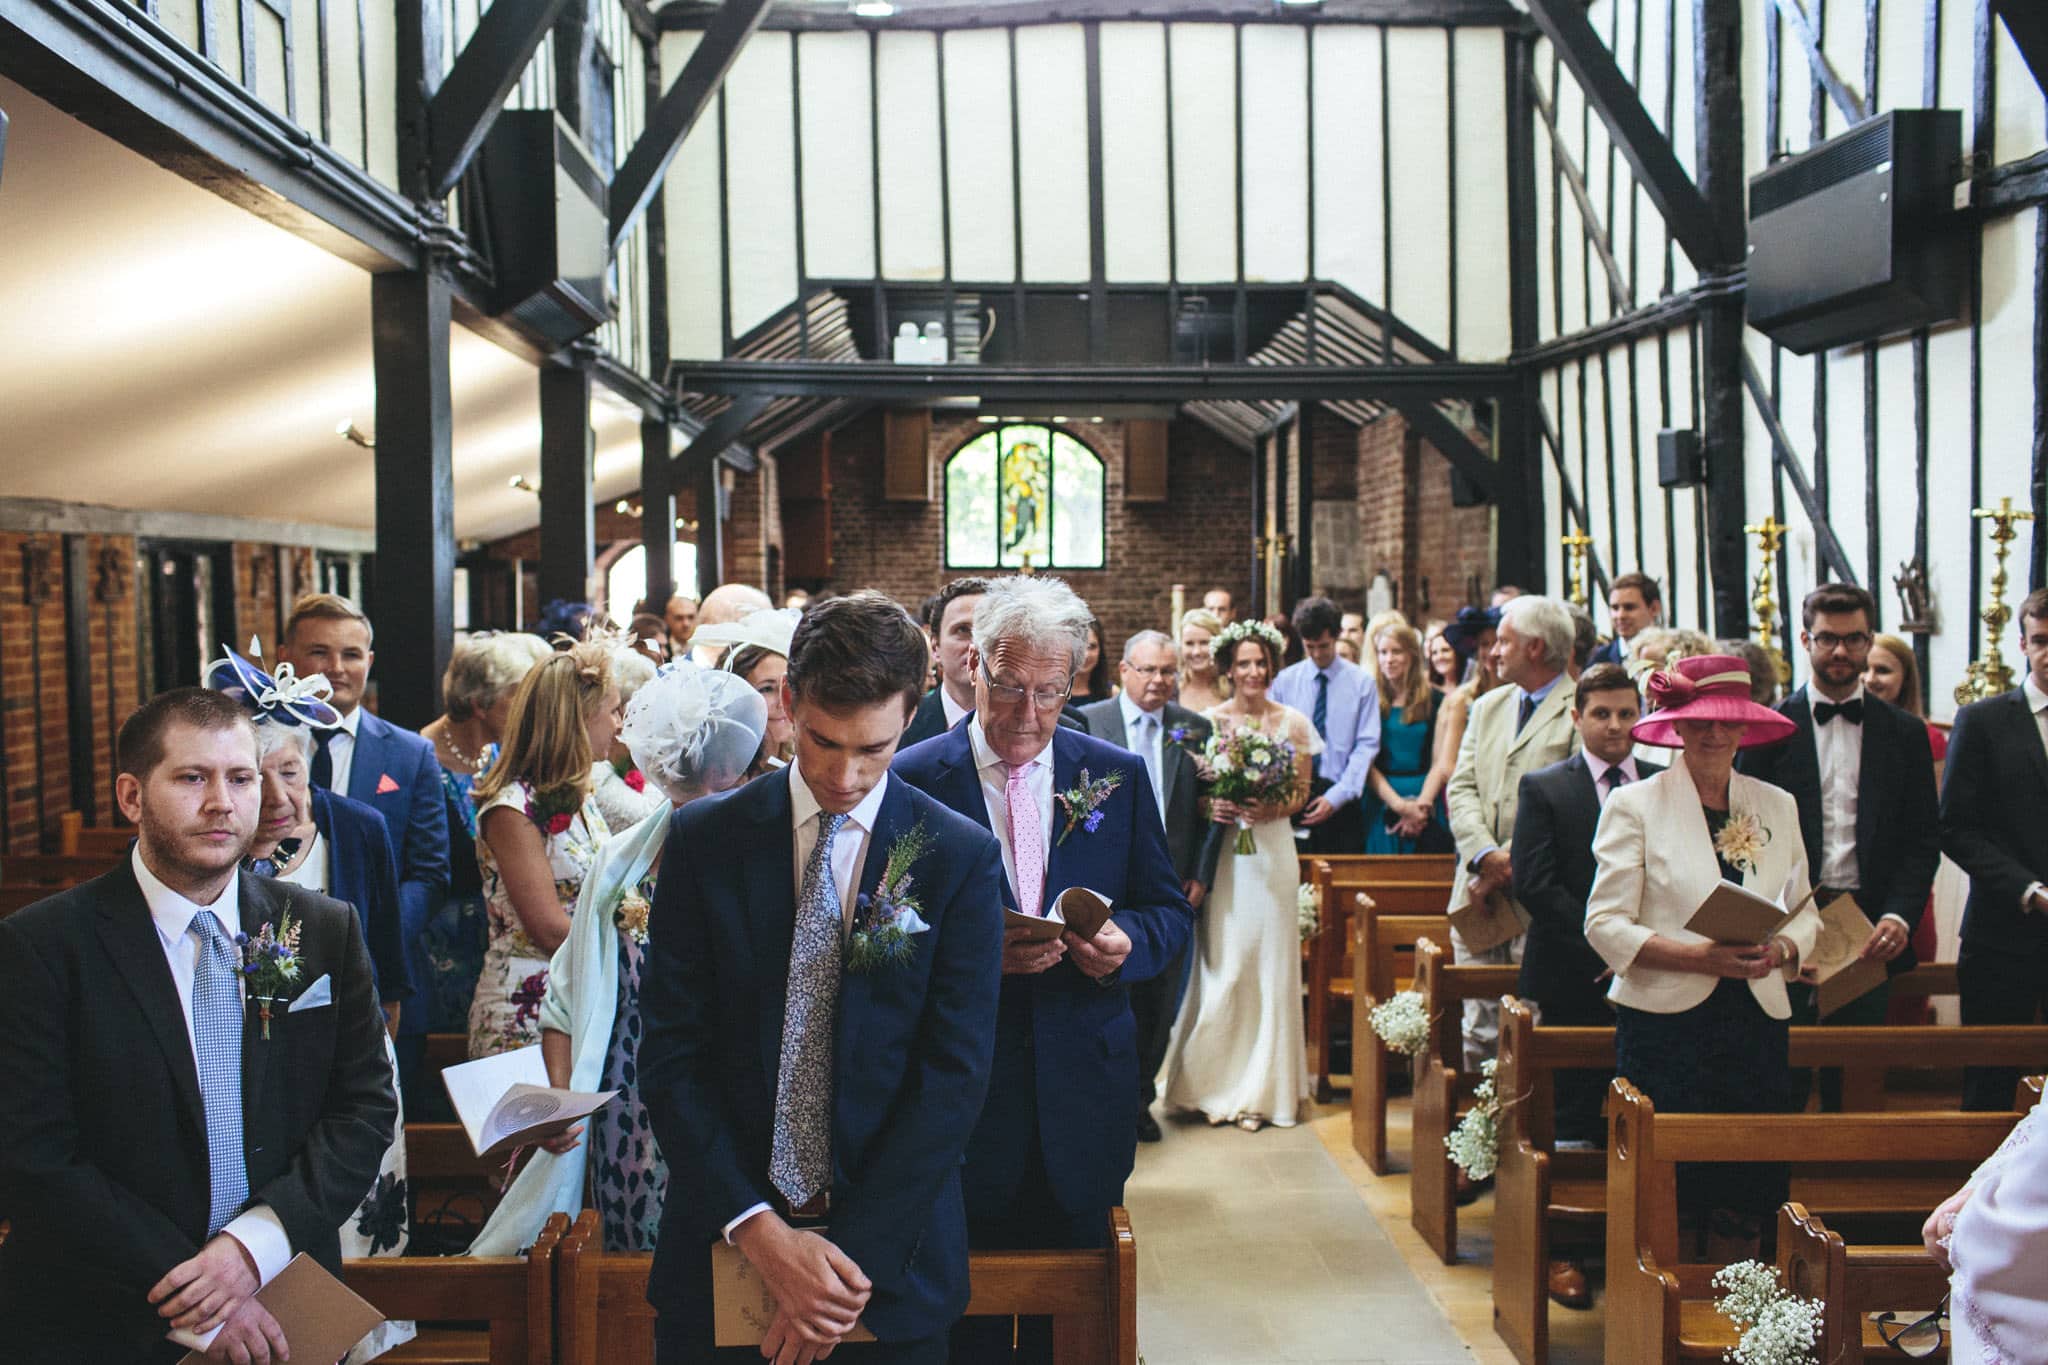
[132,843,242,946]
[2024,674,2048,715]
[1812,681,1866,713]
[333,706,362,740]
[1119,692,1163,731]
[788,757,889,836]
[940,686,972,729]
[969,717,1053,774]
[1583,750,1639,787]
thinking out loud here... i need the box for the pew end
[344,1209,565,1365]
[1776,1202,1949,1365]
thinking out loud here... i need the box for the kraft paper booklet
[1449,889,1527,955]
[173,1253,384,1362]
[712,1235,876,1347]
[1003,886,1113,944]
[1805,894,1891,1017]
[441,1044,617,1160]
[1684,879,1801,946]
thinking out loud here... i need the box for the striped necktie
[771,812,847,1209]
[191,910,249,1235]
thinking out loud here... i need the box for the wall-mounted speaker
[1449,466,1487,508]
[1658,429,1704,489]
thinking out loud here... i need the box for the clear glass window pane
[946,434,1000,567]
[1051,435,1105,568]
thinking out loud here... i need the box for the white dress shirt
[323,706,362,795]
[940,686,972,731]
[1810,683,1865,890]
[1583,751,1641,808]
[132,848,293,1288]
[723,763,888,1243]
[969,718,1055,906]
[1118,693,1169,820]
[276,831,330,895]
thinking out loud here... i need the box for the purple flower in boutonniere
[239,904,304,1039]
[848,821,936,974]
[1055,768,1125,846]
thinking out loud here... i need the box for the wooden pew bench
[0,852,119,888]
[1776,1202,1949,1365]
[57,811,136,861]
[1348,904,1453,1173]
[406,1121,511,1245]
[0,884,52,919]
[1406,938,1521,1263]
[1603,1080,2018,1365]
[555,1207,1139,1365]
[343,1209,563,1365]
[1493,995,2048,1365]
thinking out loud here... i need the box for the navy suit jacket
[637,767,1005,1344]
[891,721,1194,1220]
[309,786,413,1008]
[1941,688,2048,961]
[341,709,448,1037]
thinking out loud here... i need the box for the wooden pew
[555,1208,1139,1365]
[57,811,135,861]
[1776,1202,1949,1365]
[1603,1080,2017,1365]
[0,853,117,887]
[1493,993,2048,1365]
[0,884,53,919]
[407,1121,511,1237]
[1349,903,1452,1173]
[1407,938,1521,1263]
[343,1209,564,1365]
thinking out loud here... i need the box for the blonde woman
[467,642,622,1058]
[1177,607,1232,712]
[1362,622,1451,853]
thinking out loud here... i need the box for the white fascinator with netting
[619,662,769,798]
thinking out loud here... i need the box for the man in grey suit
[1081,631,1214,1142]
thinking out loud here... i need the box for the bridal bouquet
[1198,726,1300,855]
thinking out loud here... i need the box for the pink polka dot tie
[1006,761,1045,918]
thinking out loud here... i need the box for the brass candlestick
[1955,497,2035,706]
[1744,516,1793,685]
[1259,534,1289,617]
[1560,530,1595,610]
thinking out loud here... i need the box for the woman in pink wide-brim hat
[1630,652,1799,749]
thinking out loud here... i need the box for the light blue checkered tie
[770,812,847,1208]
[191,910,248,1235]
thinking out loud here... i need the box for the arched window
[604,542,698,624]
[943,425,1105,570]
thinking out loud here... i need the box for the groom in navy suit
[639,592,1005,1364]
[892,575,1193,1362]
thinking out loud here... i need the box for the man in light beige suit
[1446,595,1582,1069]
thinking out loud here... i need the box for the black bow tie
[1814,697,1865,726]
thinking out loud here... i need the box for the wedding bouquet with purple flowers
[1197,725,1301,855]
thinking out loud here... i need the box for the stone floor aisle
[1123,1105,1481,1364]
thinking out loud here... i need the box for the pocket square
[287,974,333,1012]
[375,772,401,795]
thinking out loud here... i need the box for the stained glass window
[944,425,1105,570]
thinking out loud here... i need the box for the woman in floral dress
[469,666,767,1254]
[466,641,623,1059]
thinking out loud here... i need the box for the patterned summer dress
[466,780,609,1058]
[590,866,667,1250]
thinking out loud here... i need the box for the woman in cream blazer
[1584,654,1817,1247]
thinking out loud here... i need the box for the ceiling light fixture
[850,0,896,16]
[616,499,699,533]
[335,418,375,450]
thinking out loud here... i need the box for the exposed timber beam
[1739,355,1859,586]
[426,0,573,198]
[670,361,1516,404]
[1696,0,1750,639]
[670,395,771,476]
[1387,399,1501,503]
[1769,0,1869,126]
[655,0,1523,31]
[609,0,772,255]
[1994,0,2048,97]
[1523,0,1737,271]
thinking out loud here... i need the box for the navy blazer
[1941,688,2048,961]
[637,768,1005,1344]
[340,709,449,1037]
[309,786,413,1007]
[891,721,1194,1220]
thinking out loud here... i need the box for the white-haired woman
[469,665,768,1254]
[590,648,668,832]
[1160,619,1318,1131]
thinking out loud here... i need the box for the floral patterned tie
[1007,762,1044,918]
[771,812,846,1208]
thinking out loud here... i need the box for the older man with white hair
[893,576,1192,1364]
[1445,594,1582,1074]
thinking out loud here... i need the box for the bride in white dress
[1160,620,1319,1131]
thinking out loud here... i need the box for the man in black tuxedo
[639,592,1005,1364]
[901,577,988,748]
[1511,664,1657,1310]
[1742,584,1939,1108]
[0,689,396,1364]
[1942,588,2048,1110]
[1081,629,1215,1143]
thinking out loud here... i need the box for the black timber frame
[1994,0,2048,97]
[670,362,1514,404]
[540,360,598,608]
[654,0,1524,30]
[426,0,575,198]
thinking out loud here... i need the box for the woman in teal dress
[1361,621,1453,854]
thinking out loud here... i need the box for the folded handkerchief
[287,974,332,1013]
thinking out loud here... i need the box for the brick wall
[234,542,283,653]
[0,533,70,854]
[1352,411,1496,624]
[79,536,142,830]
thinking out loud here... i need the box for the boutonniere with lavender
[847,820,935,974]
[1714,810,1771,879]
[527,783,582,837]
[238,905,304,1039]
[1055,768,1124,845]
[614,890,652,946]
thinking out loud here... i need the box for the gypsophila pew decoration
[1444,1058,1502,1181]
[1055,768,1124,845]
[1369,991,1430,1058]
[847,820,936,974]
[1297,882,1322,943]
[1711,1261,1823,1365]
[1197,723,1300,855]
[238,904,304,1040]
[614,890,652,946]
[1713,810,1771,879]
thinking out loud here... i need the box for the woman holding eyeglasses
[1159,619,1318,1132]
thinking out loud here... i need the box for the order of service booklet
[1684,881,1886,1016]
[1003,885,1114,944]
[173,1253,385,1362]
[440,1044,617,1160]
